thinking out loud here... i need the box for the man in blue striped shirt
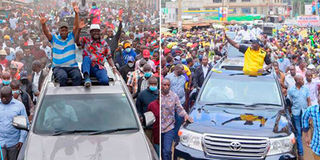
[303,95,320,160]
[40,3,82,86]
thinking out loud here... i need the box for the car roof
[214,57,274,79]
[43,62,127,96]
[44,84,124,95]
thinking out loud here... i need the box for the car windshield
[34,94,139,134]
[199,75,282,106]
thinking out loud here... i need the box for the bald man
[161,78,192,160]
[305,70,320,106]
[288,74,311,159]
[0,86,29,160]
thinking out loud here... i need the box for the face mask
[92,6,97,9]
[279,58,284,62]
[128,62,134,68]
[12,90,20,95]
[144,72,153,78]
[2,80,11,86]
[149,86,157,92]
[125,48,131,53]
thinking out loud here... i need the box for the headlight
[178,128,203,151]
[267,133,295,156]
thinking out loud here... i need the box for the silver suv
[13,67,158,160]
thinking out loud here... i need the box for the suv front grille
[203,134,269,159]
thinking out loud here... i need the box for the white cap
[0,50,7,56]
[89,24,100,31]
[307,64,316,69]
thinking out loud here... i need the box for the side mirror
[12,116,29,131]
[144,111,155,127]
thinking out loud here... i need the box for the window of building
[213,0,222,3]
[241,7,251,14]
[242,0,250,2]
[254,8,257,14]
[229,8,236,14]
[188,8,200,11]
[229,0,236,2]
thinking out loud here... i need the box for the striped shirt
[161,91,187,133]
[50,32,78,67]
[302,105,320,155]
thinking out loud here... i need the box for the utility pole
[177,0,182,32]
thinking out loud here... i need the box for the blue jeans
[174,112,184,143]
[154,144,159,156]
[53,67,82,86]
[82,56,109,85]
[161,129,175,160]
[292,114,303,156]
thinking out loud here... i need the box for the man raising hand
[39,2,82,86]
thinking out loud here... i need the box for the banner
[218,7,228,21]
[305,5,313,15]
[297,16,320,27]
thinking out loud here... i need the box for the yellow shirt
[184,65,191,89]
[240,45,268,76]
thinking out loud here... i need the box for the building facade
[163,0,289,23]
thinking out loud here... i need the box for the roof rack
[47,62,123,87]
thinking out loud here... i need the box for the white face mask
[128,62,134,68]
[125,48,131,52]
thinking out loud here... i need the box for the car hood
[25,131,151,160]
[185,105,292,137]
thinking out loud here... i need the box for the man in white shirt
[285,65,297,90]
[31,60,47,104]
[237,25,254,42]
[305,70,320,105]
[252,25,262,38]
[9,16,19,30]
[40,41,52,59]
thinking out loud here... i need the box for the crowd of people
[160,24,320,160]
[0,0,160,159]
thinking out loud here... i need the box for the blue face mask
[2,80,11,86]
[125,48,131,53]
[279,58,284,62]
[92,6,97,9]
[149,86,157,92]
[144,72,153,78]
[12,90,20,95]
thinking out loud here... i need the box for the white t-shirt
[9,17,19,29]
[238,30,253,41]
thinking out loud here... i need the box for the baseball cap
[90,24,100,31]
[143,50,150,58]
[10,64,18,69]
[0,50,6,56]
[251,39,263,47]
[124,42,131,49]
[20,71,28,80]
[59,21,68,29]
[127,56,135,62]
[4,35,10,40]
[307,64,316,69]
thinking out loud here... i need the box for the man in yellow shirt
[224,31,272,76]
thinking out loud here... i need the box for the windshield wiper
[204,102,247,106]
[245,103,281,107]
[90,127,138,135]
[51,130,99,136]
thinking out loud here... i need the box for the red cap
[143,50,150,58]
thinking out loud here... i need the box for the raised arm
[72,2,80,44]
[39,13,52,42]
[224,30,240,49]
[115,10,123,40]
